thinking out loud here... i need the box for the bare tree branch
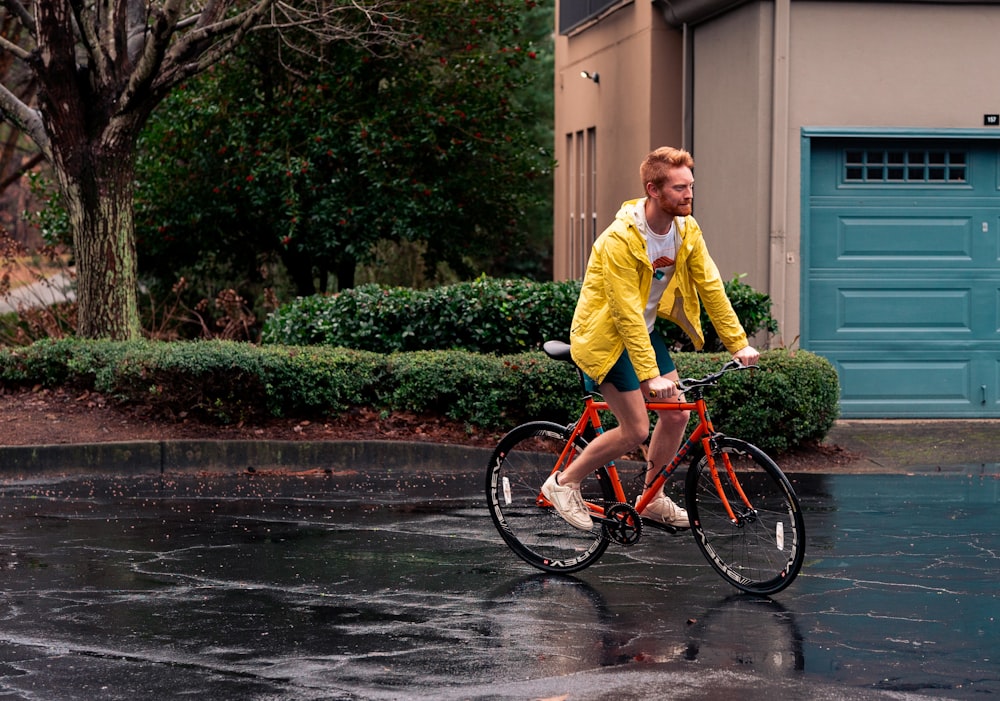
[0,81,47,157]
[69,0,110,82]
[153,2,271,95]
[162,0,265,67]
[0,149,42,190]
[115,0,185,114]
[0,33,32,61]
[268,0,407,45]
[101,0,130,69]
[2,0,34,34]
[175,13,201,31]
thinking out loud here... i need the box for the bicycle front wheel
[685,436,805,595]
[486,421,614,574]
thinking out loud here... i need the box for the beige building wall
[781,1,1000,345]
[554,0,1000,347]
[789,2,1000,129]
[553,0,683,280]
[690,1,776,332]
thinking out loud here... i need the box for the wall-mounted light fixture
[579,70,600,84]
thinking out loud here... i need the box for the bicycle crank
[601,502,643,546]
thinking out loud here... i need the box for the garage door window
[844,149,967,184]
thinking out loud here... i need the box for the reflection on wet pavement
[0,466,996,700]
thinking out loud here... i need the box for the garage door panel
[838,358,972,402]
[809,139,991,197]
[995,285,1000,333]
[809,279,980,340]
[838,216,973,260]
[809,208,999,268]
[994,214,1000,262]
[832,354,991,417]
[993,359,1000,410]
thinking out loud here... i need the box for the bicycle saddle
[542,340,573,362]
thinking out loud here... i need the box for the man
[542,146,760,530]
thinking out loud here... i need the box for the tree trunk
[31,0,145,341]
[336,254,356,290]
[56,146,142,340]
[280,247,319,297]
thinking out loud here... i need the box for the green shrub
[100,340,270,423]
[261,277,585,352]
[0,338,130,388]
[262,275,778,353]
[382,351,511,428]
[0,340,838,454]
[673,350,840,453]
[256,345,387,418]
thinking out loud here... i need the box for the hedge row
[261,275,779,354]
[0,339,839,454]
[261,278,582,353]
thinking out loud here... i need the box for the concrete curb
[0,440,495,477]
[3,418,999,477]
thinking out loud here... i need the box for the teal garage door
[805,136,1000,417]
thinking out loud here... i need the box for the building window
[559,0,628,34]
[567,128,597,278]
[844,148,967,184]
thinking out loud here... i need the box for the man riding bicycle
[542,146,759,531]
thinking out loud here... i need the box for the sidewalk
[0,271,75,313]
[825,418,1000,472]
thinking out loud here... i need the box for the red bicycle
[486,340,805,595]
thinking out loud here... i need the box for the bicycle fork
[702,434,758,526]
[644,432,757,528]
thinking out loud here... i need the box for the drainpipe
[769,0,791,340]
[656,0,751,151]
[681,22,693,150]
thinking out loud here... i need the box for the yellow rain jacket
[570,199,749,385]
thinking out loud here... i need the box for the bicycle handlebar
[542,339,756,397]
[675,359,757,394]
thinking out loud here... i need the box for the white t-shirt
[632,199,677,330]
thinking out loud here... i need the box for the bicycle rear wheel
[685,436,805,595]
[486,421,614,574]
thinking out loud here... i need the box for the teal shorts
[583,329,676,393]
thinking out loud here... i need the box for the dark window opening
[843,148,968,184]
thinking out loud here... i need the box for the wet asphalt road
[0,461,996,700]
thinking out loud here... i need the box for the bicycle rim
[485,421,612,573]
[685,436,805,595]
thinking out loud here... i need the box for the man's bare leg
[632,370,692,527]
[557,383,649,487]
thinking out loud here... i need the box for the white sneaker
[637,493,690,528]
[541,472,593,531]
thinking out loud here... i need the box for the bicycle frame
[541,393,752,525]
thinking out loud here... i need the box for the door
[805,136,1000,417]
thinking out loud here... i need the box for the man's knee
[619,419,651,447]
[659,408,690,429]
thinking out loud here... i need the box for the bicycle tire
[486,421,615,574]
[685,436,805,595]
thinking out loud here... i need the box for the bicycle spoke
[686,437,805,595]
[486,422,613,573]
